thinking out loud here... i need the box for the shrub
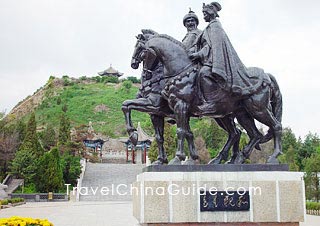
[306,201,320,210]
[1,199,9,205]
[9,197,25,203]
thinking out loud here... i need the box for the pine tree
[148,122,176,162]
[40,124,56,151]
[36,147,64,192]
[18,112,43,157]
[58,113,71,146]
[10,113,43,182]
[61,152,81,186]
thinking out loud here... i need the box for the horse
[129,31,282,164]
[124,30,265,165]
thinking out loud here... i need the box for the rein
[164,63,194,79]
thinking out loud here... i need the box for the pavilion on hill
[98,64,123,77]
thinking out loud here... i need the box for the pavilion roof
[98,64,123,77]
[136,122,154,142]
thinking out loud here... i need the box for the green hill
[5,76,152,138]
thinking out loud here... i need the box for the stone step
[6,179,24,194]
[79,163,143,201]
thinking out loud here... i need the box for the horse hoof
[190,154,199,161]
[129,131,138,145]
[234,152,245,164]
[162,158,169,164]
[168,156,181,165]
[255,143,262,151]
[266,156,279,164]
[176,153,186,161]
[208,157,221,165]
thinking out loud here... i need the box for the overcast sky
[0,0,319,139]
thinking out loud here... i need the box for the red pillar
[144,144,147,164]
[132,145,135,164]
[126,146,128,162]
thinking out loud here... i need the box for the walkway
[1,202,319,225]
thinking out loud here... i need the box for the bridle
[131,38,146,65]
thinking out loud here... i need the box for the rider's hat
[183,8,199,26]
[203,2,222,17]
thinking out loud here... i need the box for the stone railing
[9,193,68,202]
[75,158,87,201]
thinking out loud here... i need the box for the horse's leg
[150,114,168,165]
[169,100,189,165]
[243,89,282,164]
[184,120,199,163]
[208,116,241,164]
[234,110,263,164]
[122,98,166,145]
[122,100,138,145]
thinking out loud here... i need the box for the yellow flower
[0,216,53,226]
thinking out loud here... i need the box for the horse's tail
[260,73,283,144]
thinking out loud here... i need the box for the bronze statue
[182,9,202,51]
[123,2,283,165]
[129,29,282,164]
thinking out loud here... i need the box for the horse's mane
[149,34,187,50]
[141,29,159,35]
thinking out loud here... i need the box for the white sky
[0,0,319,139]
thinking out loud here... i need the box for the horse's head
[131,29,159,69]
[131,34,147,69]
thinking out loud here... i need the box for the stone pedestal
[0,183,8,200]
[132,165,305,226]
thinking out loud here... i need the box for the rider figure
[182,9,202,51]
[190,2,259,104]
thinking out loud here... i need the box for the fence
[9,193,68,202]
[307,209,320,215]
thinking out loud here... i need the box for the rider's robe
[196,19,264,96]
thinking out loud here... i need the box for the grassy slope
[35,82,152,138]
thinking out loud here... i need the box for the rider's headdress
[183,8,199,26]
[202,2,222,17]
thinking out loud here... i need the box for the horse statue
[123,30,264,165]
[127,31,282,164]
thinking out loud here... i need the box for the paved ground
[300,214,320,226]
[0,201,139,226]
[1,202,320,226]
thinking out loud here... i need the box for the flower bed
[0,216,53,226]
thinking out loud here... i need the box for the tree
[297,133,320,170]
[193,118,227,154]
[126,76,141,84]
[304,153,320,202]
[0,130,19,174]
[58,113,71,146]
[36,147,64,192]
[148,122,176,162]
[282,127,298,152]
[10,113,43,182]
[40,124,56,151]
[18,112,43,157]
[10,149,37,183]
[121,80,133,93]
[61,153,81,186]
